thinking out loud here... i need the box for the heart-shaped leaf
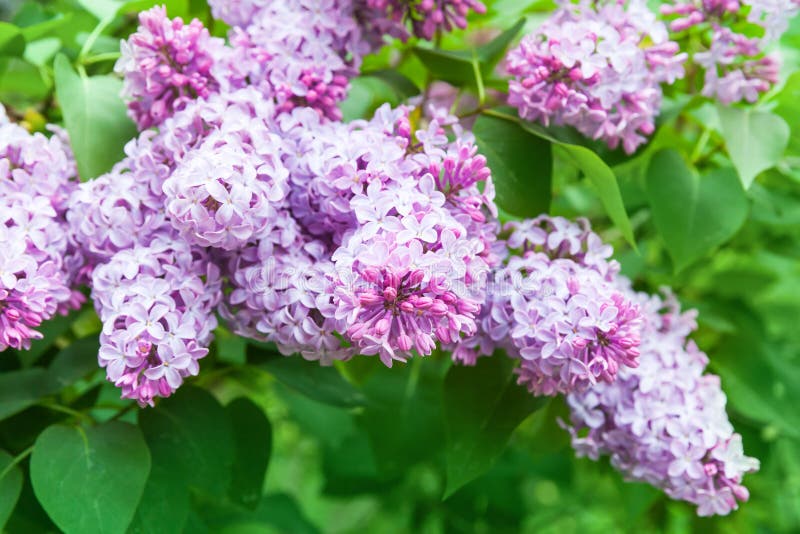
[30,422,151,534]
[646,149,749,272]
[717,105,790,189]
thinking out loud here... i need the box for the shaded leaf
[0,22,26,58]
[443,356,547,497]
[249,345,366,408]
[48,336,100,388]
[0,450,24,530]
[30,422,151,534]
[130,387,234,533]
[227,398,272,509]
[481,109,635,246]
[0,368,57,422]
[473,113,552,217]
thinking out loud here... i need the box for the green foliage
[473,112,553,216]
[1,1,799,533]
[716,105,790,189]
[30,422,151,534]
[443,356,547,496]
[54,54,137,180]
[646,149,749,272]
[0,451,23,530]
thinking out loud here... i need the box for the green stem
[37,401,94,422]
[82,51,122,65]
[0,444,35,482]
[78,14,116,62]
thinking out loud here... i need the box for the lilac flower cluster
[453,216,642,395]
[0,108,83,351]
[91,235,220,406]
[116,6,225,129]
[222,103,501,367]
[565,287,760,516]
[506,0,686,154]
[355,0,488,43]
[661,0,795,103]
[118,4,362,127]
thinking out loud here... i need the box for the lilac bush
[2,0,779,525]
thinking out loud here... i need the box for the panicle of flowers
[506,0,686,154]
[91,234,221,406]
[211,0,367,121]
[457,216,642,395]
[355,0,487,43]
[661,0,794,103]
[565,286,760,516]
[328,105,499,366]
[0,108,84,351]
[116,6,226,129]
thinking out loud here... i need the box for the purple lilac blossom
[116,6,226,129]
[454,216,641,395]
[211,0,367,121]
[565,287,760,516]
[661,0,793,103]
[91,234,221,406]
[506,0,686,154]
[355,0,487,43]
[0,108,84,351]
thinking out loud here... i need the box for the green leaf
[412,18,525,86]
[473,113,552,217]
[340,72,419,122]
[77,0,124,21]
[143,388,234,489]
[481,109,635,246]
[193,493,320,534]
[54,54,137,180]
[249,346,366,408]
[475,18,526,68]
[20,14,73,41]
[130,386,234,534]
[0,450,24,530]
[0,58,50,108]
[443,356,547,497]
[356,358,448,479]
[30,422,151,534]
[717,105,790,189]
[48,336,100,388]
[0,22,26,58]
[556,144,635,247]
[646,149,749,272]
[226,398,272,509]
[0,368,57,421]
[774,71,800,154]
[413,47,476,86]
